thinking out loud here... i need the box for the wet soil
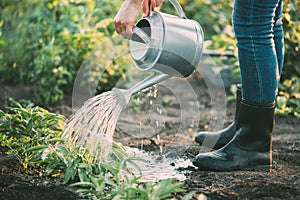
[114,74,300,199]
[0,74,299,199]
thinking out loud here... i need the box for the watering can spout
[112,88,131,108]
[112,73,171,108]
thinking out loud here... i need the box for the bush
[0,0,125,106]
[281,0,300,79]
[0,99,65,168]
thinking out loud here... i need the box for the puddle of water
[125,147,192,182]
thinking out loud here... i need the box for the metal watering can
[130,0,204,77]
[113,0,204,106]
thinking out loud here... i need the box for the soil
[0,73,299,199]
[0,151,82,200]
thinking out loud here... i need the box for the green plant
[0,99,192,199]
[276,76,300,118]
[31,138,194,199]
[70,156,145,199]
[71,176,194,200]
[29,141,130,184]
[26,135,193,200]
[282,0,300,79]
[0,99,65,168]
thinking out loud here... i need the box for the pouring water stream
[62,73,170,162]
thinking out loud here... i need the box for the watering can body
[130,0,204,77]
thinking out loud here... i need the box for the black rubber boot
[192,99,275,171]
[195,84,242,149]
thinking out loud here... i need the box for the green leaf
[126,187,148,198]
[124,157,146,175]
[182,192,196,200]
[24,145,48,152]
[47,137,65,143]
[75,189,98,195]
[101,163,119,177]
[277,96,287,109]
[63,167,76,184]
[78,168,89,182]
[151,178,184,199]
[69,182,94,188]
[57,145,69,155]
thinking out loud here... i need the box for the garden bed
[0,76,299,199]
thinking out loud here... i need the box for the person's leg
[235,0,283,103]
[193,0,283,170]
[194,0,284,150]
[273,0,284,78]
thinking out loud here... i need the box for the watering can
[130,0,204,77]
[113,0,204,106]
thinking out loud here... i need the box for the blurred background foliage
[0,0,299,115]
[0,0,123,106]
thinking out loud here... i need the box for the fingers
[114,11,132,34]
[125,22,135,36]
[142,0,150,17]
[142,0,163,17]
[114,0,164,36]
[114,18,134,36]
[150,0,158,7]
[114,1,141,36]
[113,18,122,34]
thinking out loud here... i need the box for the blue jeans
[233,0,284,104]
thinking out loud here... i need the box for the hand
[114,0,142,36]
[114,0,163,36]
[142,0,163,17]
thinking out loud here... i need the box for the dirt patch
[0,149,83,200]
[114,76,300,199]
[0,75,299,199]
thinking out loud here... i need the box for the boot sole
[193,158,271,172]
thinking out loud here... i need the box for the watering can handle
[131,0,186,43]
[167,0,187,19]
[148,0,186,19]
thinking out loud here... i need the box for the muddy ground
[0,73,299,199]
[115,74,300,199]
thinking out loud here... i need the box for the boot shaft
[237,100,275,151]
